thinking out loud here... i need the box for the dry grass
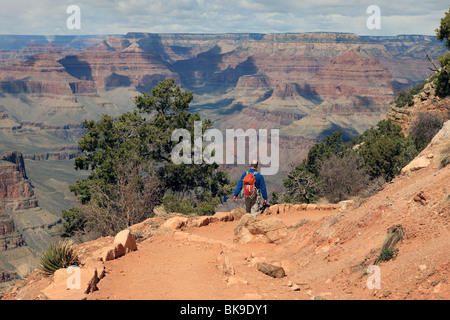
[374,224,405,264]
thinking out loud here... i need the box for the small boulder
[231,208,246,220]
[160,216,188,230]
[213,212,235,222]
[401,155,431,174]
[189,216,218,227]
[413,191,430,205]
[257,262,285,278]
[234,214,288,244]
[114,229,137,253]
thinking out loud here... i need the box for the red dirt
[87,209,335,300]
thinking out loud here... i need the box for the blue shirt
[233,168,268,200]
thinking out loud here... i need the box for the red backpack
[243,171,257,198]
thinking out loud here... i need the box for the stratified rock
[0,151,61,289]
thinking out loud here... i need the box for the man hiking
[233,160,268,217]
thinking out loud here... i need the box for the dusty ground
[87,209,336,300]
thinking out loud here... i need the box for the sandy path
[88,209,336,300]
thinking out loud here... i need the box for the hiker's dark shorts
[244,193,260,217]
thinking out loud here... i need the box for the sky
[0,0,448,36]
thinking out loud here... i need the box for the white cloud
[0,0,447,35]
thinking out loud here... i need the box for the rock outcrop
[0,151,61,289]
[0,151,37,209]
[234,213,289,244]
[387,77,450,134]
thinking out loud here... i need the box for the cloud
[0,0,447,36]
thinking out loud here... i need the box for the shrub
[361,176,386,199]
[162,193,220,216]
[60,207,86,238]
[394,91,414,108]
[358,119,418,181]
[409,113,444,151]
[81,161,164,237]
[163,194,195,214]
[374,224,404,264]
[375,248,398,263]
[317,153,370,203]
[435,6,450,97]
[393,80,426,108]
[283,161,319,204]
[40,241,80,276]
[435,54,450,98]
[269,191,280,205]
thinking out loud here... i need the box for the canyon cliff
[0,151,61,290]
[0,32,446,212]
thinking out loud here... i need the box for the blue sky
[0,0,447,36]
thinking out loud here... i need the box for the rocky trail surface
[87,208,337,300]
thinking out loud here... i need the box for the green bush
[435,7,450,98]
[40,241,80,276]
[269,191,280,205]
[358,119,418,181]
[163,194,195,214]
[409,113,444,151]
[162,193,220,216]
[393,80,426,108]
[283,131,343,204]
[375,248,398,263]
[283,120,419,203]
[60,207,87,238]
[435,68,450,98]
[435,53,450,97]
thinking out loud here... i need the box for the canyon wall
[0,31,446,206]
[0,151,61,290]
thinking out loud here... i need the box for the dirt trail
[87,209,335,300]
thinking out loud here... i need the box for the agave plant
[40,241,80,276]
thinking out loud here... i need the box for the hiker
[233,160,268,217]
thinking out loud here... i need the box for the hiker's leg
[245,197,253,213]
[250,194,260,217]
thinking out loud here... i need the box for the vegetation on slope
[61,79,232,238]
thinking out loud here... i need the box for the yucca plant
[40,241,80,276]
